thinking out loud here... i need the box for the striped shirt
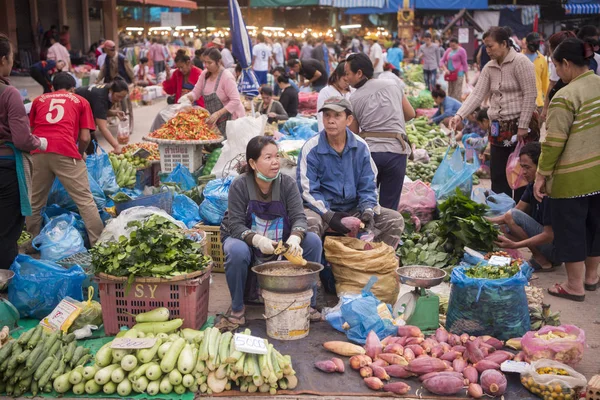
[538,71,600,198]
[457,48,537,130]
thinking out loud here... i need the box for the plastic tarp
[345,0,401,14]
[251,0,318,5]
[415,0,487,9]
[564,1,600,14]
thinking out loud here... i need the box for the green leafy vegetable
[464,263,521,279]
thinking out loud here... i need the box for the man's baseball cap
[103,40,116,50]
[318,96,352,114]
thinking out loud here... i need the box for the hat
[319,96,352,114]
[103,40,116,50]
[365,34,379,41]
[212,38,223,46]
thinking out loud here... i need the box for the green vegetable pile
[398,229,453,268]
[0,326,90,397]
[17,230,32,246]
[406,162,437,183]
[404,64,425,84]
[90,214,211,284]
[200,148,221,177]
[408,91,435,110]
[437,189,499,260]
[109,154,137,188]
[406,117,446,148]
[464,263,521,279]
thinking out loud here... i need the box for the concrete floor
[10,76,599,398]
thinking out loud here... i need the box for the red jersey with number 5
[30,90,96,160]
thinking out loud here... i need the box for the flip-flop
[547,284,585,302]
[215,308,246,332]
[584,280,599,291]
[529,258,556,273]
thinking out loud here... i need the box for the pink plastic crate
[97,267,211,335]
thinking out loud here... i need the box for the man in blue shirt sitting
[296,97,404,248]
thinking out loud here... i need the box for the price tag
[488,255,512,267]
[233,333,268,355]
[501,360,530,374]
[111,337,157,350]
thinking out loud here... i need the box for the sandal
[584,279,599,291]
[215,308,246,332]
[309,308,322,322]
[529,258,556,273]
[547,284,585,302]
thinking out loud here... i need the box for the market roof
[442,9,484,33]
[563,1,600,14]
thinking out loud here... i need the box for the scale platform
[396,266,447,335]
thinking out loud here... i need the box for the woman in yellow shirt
[523,32,549,112]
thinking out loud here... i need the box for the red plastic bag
[399,180,437,227]
[521,325,586,366]
[506,140,528,190]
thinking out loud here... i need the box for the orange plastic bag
[506,140,528,190]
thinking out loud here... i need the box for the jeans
[153,60,165,75]
[423,69,437,92]
[0,160,24,269]
[223,232,323,312]
[510,209,556,263]
[371,152,407,211]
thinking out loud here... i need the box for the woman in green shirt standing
[534,38,600,302]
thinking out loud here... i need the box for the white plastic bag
[213,115,267,178]
[98,206,185,244]
[521,359,587,400]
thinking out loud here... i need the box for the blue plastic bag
[431,147,479,202]
[86,147,119,195]
[446,262,532,340]
[9,254,86,319]
[32,214,86,261]
[43,205,89,247]
[472,188,515,217]
[47,173,107,211]
[172,193,201,228]
[164,163,196,191]
[199,176,234,226]
[282,117,318,135]
[280,125,318,141]
[338,277,398,344]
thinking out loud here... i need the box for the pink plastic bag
[506,141,528,190]
[398,180,437,227]
[521,325,586,366]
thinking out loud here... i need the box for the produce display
[319,326,513,397]
[464,263,521,279]
[404,64,425,84]
[408,92,435,110]
[398,230,453,268]
[108,154,137,188]
[17,231,31,246]
[406,118,445,149]
[521,326,585,366]
[149,108,221,141]
[529,304,561,330]
[406,162,437,183]
[90,214,211,282]
[521,360,587,400]
[0,326,90,397]
[122,142,160,162]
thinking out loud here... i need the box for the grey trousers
[305,207,404,249]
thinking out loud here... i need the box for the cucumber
[39,356,60,388]
[49,340,61,357]
[7,344,23,370]
[52,359,66,380]
[76,353,92,367]
[0,341,15,365]
[34,356,55,380]
[27,326,43,349]
[63,341,77,363]
[15,349,31,364]
[25,343,43,369]
[43,331,60,352]
[62,332,76,343]
[70,346,89,367]
[16,328,34,346]
[135,307,170,323]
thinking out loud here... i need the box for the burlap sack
[324,236,399,304]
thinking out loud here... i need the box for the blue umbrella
[228,0,260,97]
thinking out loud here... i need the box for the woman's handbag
[444,70,459,82]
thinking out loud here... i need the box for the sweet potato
[440,342,452,354]
[430,344,444,358]
[448,334,462,346]
[440,351,460,362]
[419,371,463,382]
[468,383,484,399]
[406,344,424,356]
[371,359,388,368]
[463,366,478,384]
[422,338,437,353]
[383,365,415,378]
[349,355,372,370]
[452,358,467,373]
[406,336,424,345]
[380,336,393,347]
[364,377,384,390]
[377,353,407,366]
[484,337,504,350]
[483,351,512,365]
[341,216,362,237]
[371,365,390,381]
[435,327,449,343]
[383,381,411,395]
[323,341,365,357]
[465,340,485,364]
[365,331,382,360]
[451,345,466,354]
[513,351,525,362]
[423,374,464,395]
[403,348,415,362]
[331,358,345,373]
[474,360,500,373]
[406,357,447,375]
[359,366,372,378]
[397,325,423,338]
[392,336,408,346]
[383,343,404,355]
[314,360,337,373]
[460,333,470,344]
[480,369,507,396]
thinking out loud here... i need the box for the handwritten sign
[111,337,157,350]
[488,255,512,267]
[233,333,268,355]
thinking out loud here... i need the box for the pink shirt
[149,43,166,62]
[190,69,245,119]
[440,47,469,74]
[47,43,71,66]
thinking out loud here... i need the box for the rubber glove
[38,137,48,151]
[252,234,276,255]
[360,208,375,231]
[286,235,303,258]
[324,211,351,234]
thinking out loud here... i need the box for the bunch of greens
[91,215,211,286]
[438,189,499,259]
[464,263,521,279]
[404,64,425,84]
[398,231,453,268]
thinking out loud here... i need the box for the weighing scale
[396,266,447,335]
